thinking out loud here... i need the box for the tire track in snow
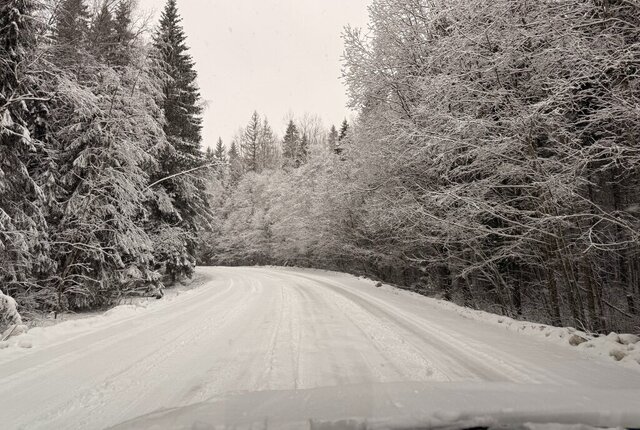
[5,266,634,430]
[259,270,443,385]
[8,277,254,430]
[279,271,541,383]
[288,271,567,385]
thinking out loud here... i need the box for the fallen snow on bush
[0,290,27,341]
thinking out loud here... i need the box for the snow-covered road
[1,267,640,429]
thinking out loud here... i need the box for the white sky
[137,0,370,148]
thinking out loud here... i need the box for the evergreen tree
[209,138,227,179]
[153,0,203,160]
[214,137,227,164]
[298,133,309,166]
[229,140,239,159]
[111,0,135,66]
[338,119,349,141]
[259,118,278,170]
[228,140,243,185]
[150,0,209,283]
[0,0,54,307]
[282,120,300,168]
[89,1,115,61]
[51,78,159,309]
[328,124,341,154]
[114,0,134,43]
[47,0,168,308]
[53,0,91,64]
[241,111,261,172]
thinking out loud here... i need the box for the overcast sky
[137,0,370,148]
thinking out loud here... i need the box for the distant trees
[328,125,339,154]
[238,111,278,173]
[213,138,227,164]
[282,120,301,168]
[241,111,261,172]
[338,119,348,142]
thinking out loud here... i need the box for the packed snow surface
[1,267,640,429]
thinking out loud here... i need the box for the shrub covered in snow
[0,290,24,338]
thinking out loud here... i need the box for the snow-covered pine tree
[53,0,91,66]
[298,133,309,166]
[0,0,55,310]
[241,111,261,173]
[328,125,339,154]
[258,118,278,171]
[150,0,209,283]
[338,119,349,141]
[88,1,119,64]
[45,0,168,310]
[205,146,215,161]
[227,140,243,185]
[51,78,159,310]
[229,140,239,159]
[282,120,300,168]
[214,138,227,164]
[112,0,135,65]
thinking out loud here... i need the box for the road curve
[1,266,640,429]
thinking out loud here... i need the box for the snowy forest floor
[1,267,639,429]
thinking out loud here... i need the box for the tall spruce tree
[298,133,309,166]
[53,0,91,65]
[110,0,135,66]
[154,0,203,161]
[228,140,243,185]
[259,118,278,171]
[328,125,340,154]
[241,111,261,173]
[151,0,209,283]
[338,119,349,141]
[46,0,166,310]
[89,2,115,61]
[282,120,300,168]
[214,137,227,164]
[0,0,54,308]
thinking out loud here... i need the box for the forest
[1,0,209,319]
[2,0,640,335]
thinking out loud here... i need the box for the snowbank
[411,293,640,370]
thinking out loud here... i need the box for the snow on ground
[274,266,640,370]
[1,267,640,429]
[431,299,640,370]
[351,272,640,370]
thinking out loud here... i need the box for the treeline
[0,0,209,317]
[205,0,640,333]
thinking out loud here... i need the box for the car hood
[108,381,640,429]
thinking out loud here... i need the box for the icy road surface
[1,267,640,429]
